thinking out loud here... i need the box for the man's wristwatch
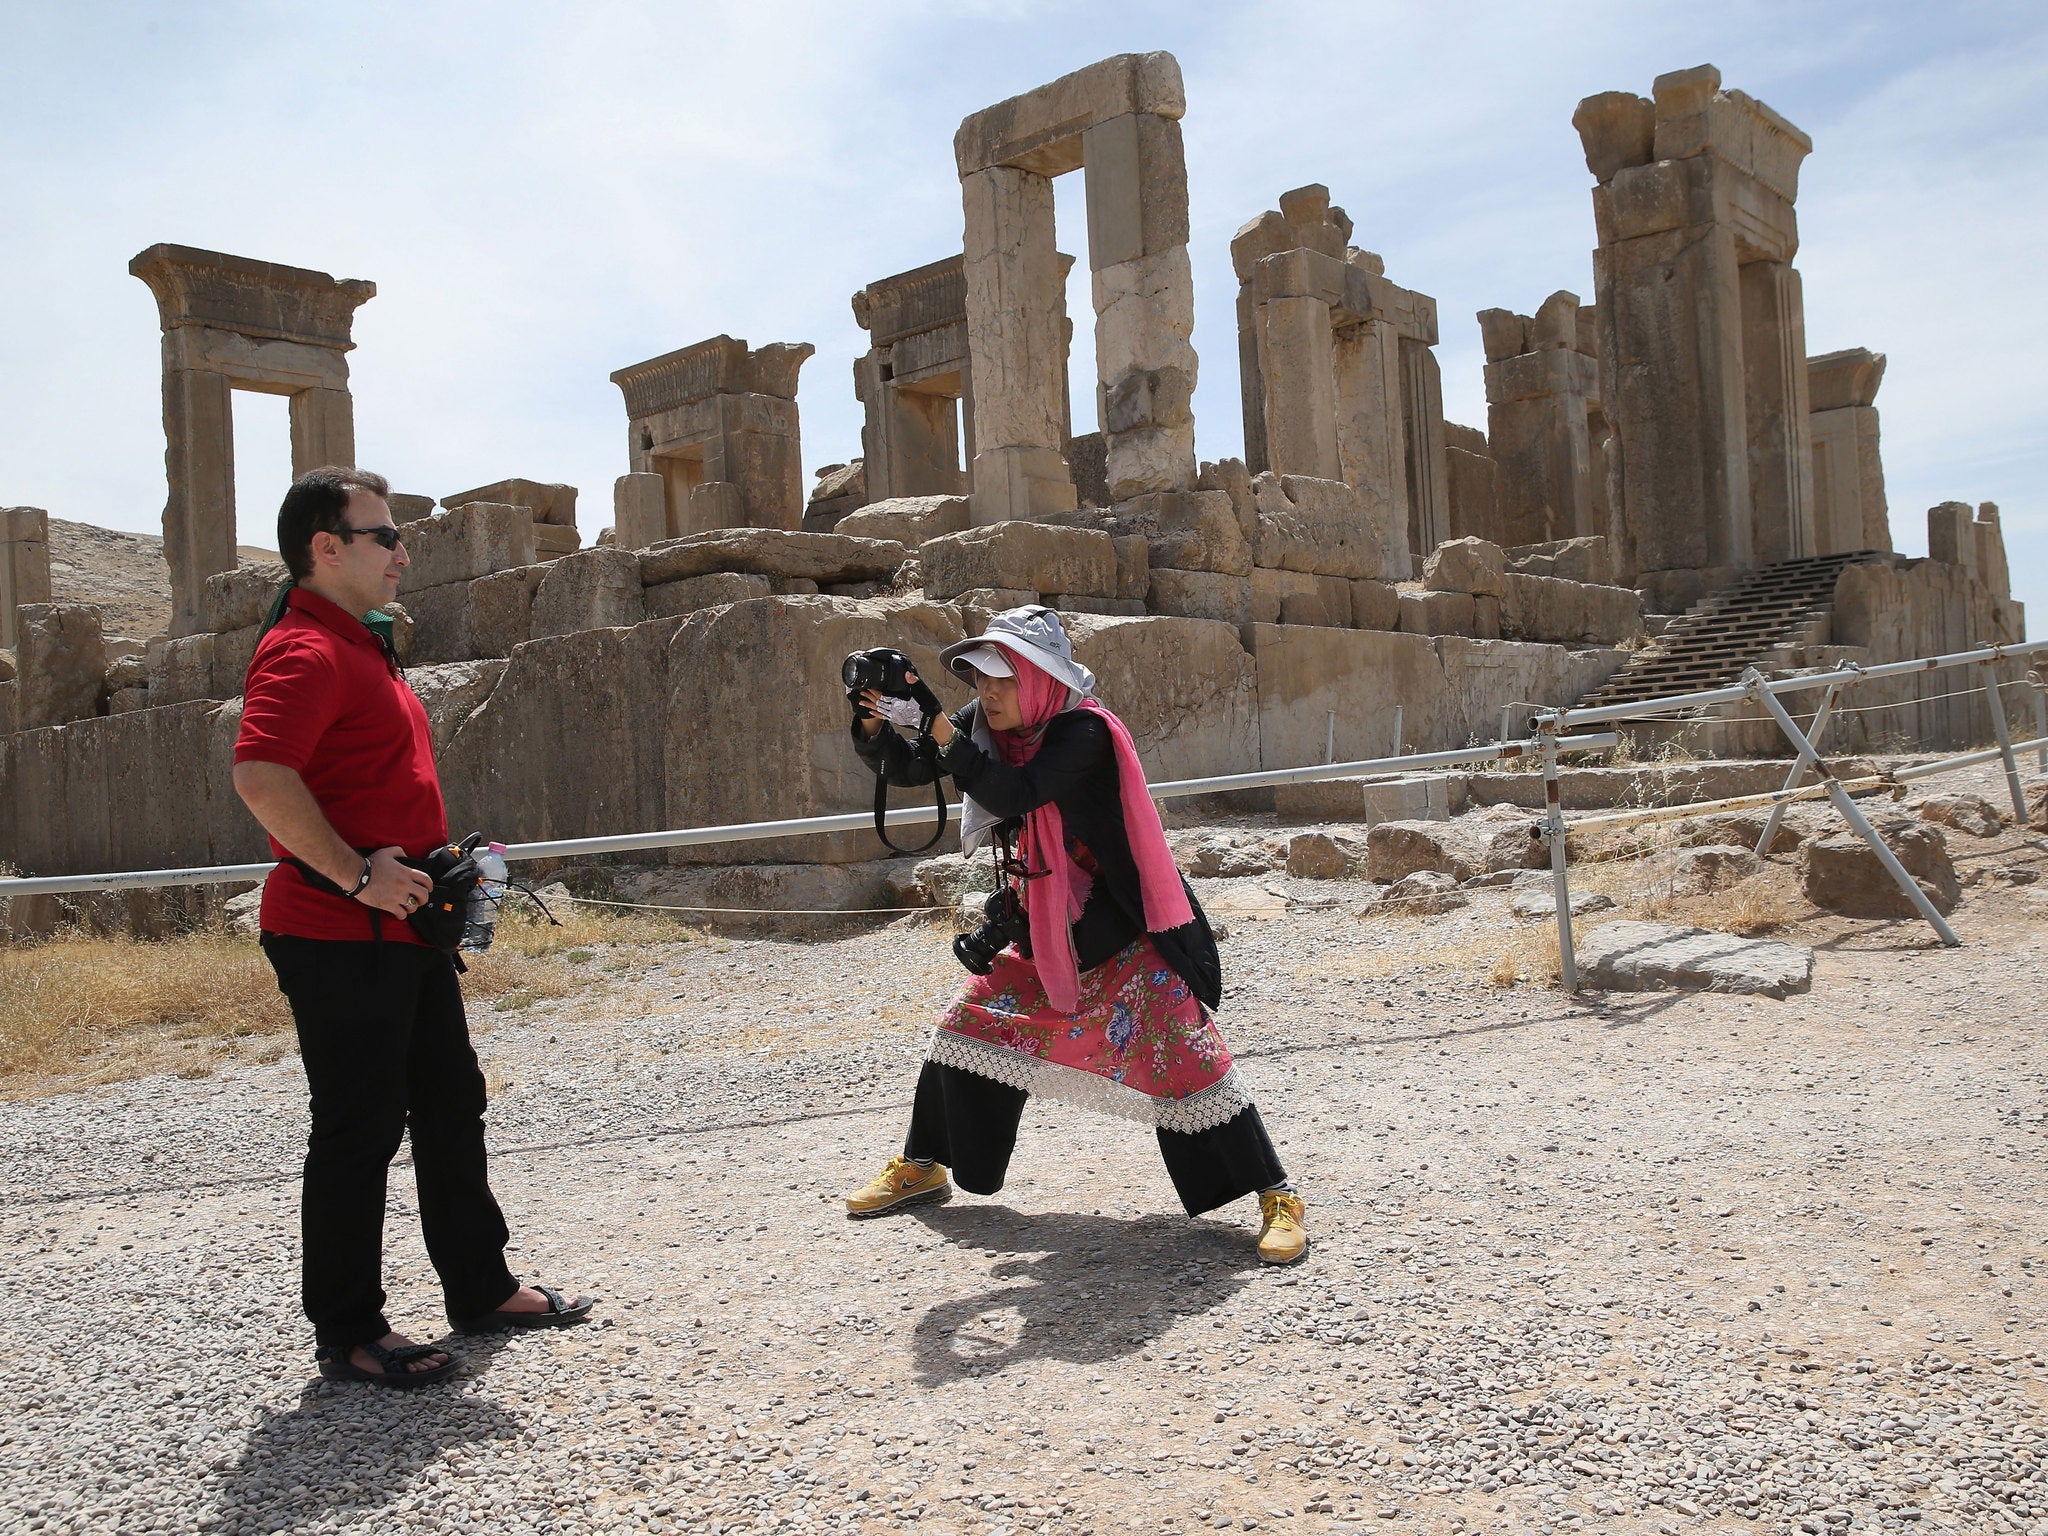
[346,856,374,898]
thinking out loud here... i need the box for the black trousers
[262,934,519,1350]
[902,1060,1286,1218]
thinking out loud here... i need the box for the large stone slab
[645,572,774,620]
[1799,818,1958,918]
[398,502,536,591]
[1250,473,1405,582]
[1128,489,1251,576]
[437,616,690,851]
[530,548,646,639]
[663,597,972,864]
[1063,613,1258,783]
[1576,920,1814,998]
[832,496,971,548]
[199,561,289,633]
[1422,537,1507,597]
[440,478,578,527]
[405,660,509,757]
[1365,805,1543,882]
[922,522,1118,602]
[1146,569,1251,626]
[639,528,912,587]
[1247,623,1458,769]
[16,602,106,730]
[1500,572,1644,646]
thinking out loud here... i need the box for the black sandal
[316,1339,459,1389]
[451,1284,596,1334]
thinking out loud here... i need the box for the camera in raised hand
[843,647,940,722]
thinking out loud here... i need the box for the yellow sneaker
[845,1155,952,1218]
[1257,1189,1308,1265]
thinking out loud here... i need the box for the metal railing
[0,732,1618,901]
[1532,637,2047,989]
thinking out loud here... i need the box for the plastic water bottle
[462,842,508,951]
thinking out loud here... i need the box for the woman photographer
[844,605,1307,1265]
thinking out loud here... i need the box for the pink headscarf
[988,653,1193,1013]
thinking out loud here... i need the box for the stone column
[1084,110,1197,499]
[1741,261,1815,564]
[961,165,1075,523]
[1333,314,1407,533]
[1480,292,1599,548]
[1399,338,1450,561]
[1577,66,1818,610]
[612,473,669,550]
[1,505,53,653]
[162,367,237,637]
[1246,242,1346,482]
[288,386,356,472]
[1807,347,1889,555]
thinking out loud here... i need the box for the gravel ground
[2,761,2045,1536]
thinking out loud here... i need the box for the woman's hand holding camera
[855,672,955,746]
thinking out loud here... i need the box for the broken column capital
[1807,348,1886,411]
[1573,92,1656,184]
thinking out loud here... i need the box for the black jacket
[853,703,1222,1010]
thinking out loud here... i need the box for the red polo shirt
[234,587,448,943]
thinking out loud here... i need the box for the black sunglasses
[335,524,404,550]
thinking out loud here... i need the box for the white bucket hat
[938,605,1097,698]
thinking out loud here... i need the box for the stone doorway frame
[129,244,375,636]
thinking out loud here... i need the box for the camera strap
[872,729,949,855]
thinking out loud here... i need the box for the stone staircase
[1577,552,1877,711]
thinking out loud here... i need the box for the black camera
[842,647,919,699]
[953,886,1034,975]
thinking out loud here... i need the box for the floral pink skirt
[927,936,1252,1135]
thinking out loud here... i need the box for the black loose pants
[903,1060,1287,1218]
[262,934,519,1349]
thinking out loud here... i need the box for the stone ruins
[0,53,2029,921]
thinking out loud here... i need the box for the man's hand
[359,845,433,920]
[234,761,433,918]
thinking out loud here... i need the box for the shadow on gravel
[906,1205,1256,1384]
[208,1337,521,1528]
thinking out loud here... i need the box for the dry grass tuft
[0,930,290,1094]
[0,897,710,1099]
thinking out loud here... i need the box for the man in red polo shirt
[235,466,592,1389]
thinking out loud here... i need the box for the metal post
[1392,705,1404,757]
[1501,703,1512,746]
[2032,682,2048,773]
[1541,717,1578,991]
[1757,677,1845,855]
[1743,669,1959,946]
[1325,710,1336,765]
[1979,662,2029,826]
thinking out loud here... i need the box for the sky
[2,0,2043,625]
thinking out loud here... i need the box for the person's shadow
[908,1205,1261,1384]
[208,1335,521,1527]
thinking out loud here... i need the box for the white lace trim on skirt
[925,1027,1254,1135]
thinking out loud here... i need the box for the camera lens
[841,654,866,691]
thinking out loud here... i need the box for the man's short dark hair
[278,467,392,580]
